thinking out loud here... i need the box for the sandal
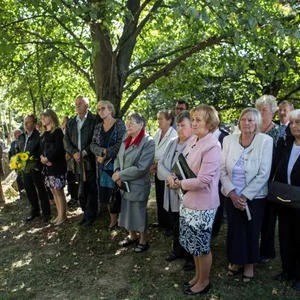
[242,275,254,283]
[227,266,244,276]
[134,242,149,253]
[119,236,139,247]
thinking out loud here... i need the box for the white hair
[76,96,89,106]
[255,95,278,113]
[288,109,300,119]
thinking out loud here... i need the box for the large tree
[1,0,299,116]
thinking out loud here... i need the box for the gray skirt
[118,198,148,233]
[179,204,217,256]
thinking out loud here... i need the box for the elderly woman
[112,112,155,253]
[173,105,221,295]
[255,95,280,263]
[157,111,194,269]
[91,101,126,230]
[220,108,273,282]
[152,110,177,233]
[272,109,300,291]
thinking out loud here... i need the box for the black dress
[40,128,67,189]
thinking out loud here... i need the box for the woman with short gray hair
[158,111,194,268]
[221,107,273,282]
[255,95,280,263]
[112,112,155,253]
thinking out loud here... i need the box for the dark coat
[63,111,97,173]
[272,136,300,186]
[17,129,42,170]
[40,128,67,176]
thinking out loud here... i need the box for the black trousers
[260,201,277,258]
[77,170,97,221]
[16,175,24,192]
[154,174,172,229]
[278,206,300,280]
[67,171,79,200]
[169,210,194,264]
[212,187,225,237]
[23,170,50,216]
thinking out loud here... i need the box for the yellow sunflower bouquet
[9,152,37,173]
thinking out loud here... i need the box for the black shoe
[183,282,195,288]
[152,222,160,228]
[292,280,300,292]
[183,262,195,271]
[78,217,86,225]
[166,253,180,262]
[184,283,211,295]
[163,229,173,237]
[259,256,271,264]
[42,215,51,222]
[25,214,39,221]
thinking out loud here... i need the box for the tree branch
[277,86,300,101]
[120,35,227,116]
[128,45,192,75]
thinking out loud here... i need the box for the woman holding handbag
[272,109,300,292]
[112,112,155,253]
[90,100,126,231]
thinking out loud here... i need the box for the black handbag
[267,181,300,209]
[109,185,122,214]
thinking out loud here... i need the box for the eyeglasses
[126,121,138,126]
[175,107,185,111]
[97,107,107,111]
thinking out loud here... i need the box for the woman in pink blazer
[174,105,221,295]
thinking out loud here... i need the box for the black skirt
[225,197,265,265]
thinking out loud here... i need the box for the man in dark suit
[17,114,51,221]
[64,96,97,226]
[276,100,294,138]
[212,126,229,237]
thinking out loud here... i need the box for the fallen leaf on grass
[234,278,240,282]
[165,267,169,271]
[46,259,51,264]
[73,262,78,265]
[174,284,179,288]
[62,265,69,270]
[146,258,150,261]
[72,252,77,256]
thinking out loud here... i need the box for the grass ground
[0,189,299,300]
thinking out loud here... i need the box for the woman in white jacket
[151,110,177,233]
[220,108,273,282]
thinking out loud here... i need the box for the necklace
[239,134,255,148]
[261,121,273,133]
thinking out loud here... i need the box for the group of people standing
[9,95,300,295]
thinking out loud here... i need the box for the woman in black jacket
[40,109,67,226]
[272,109,300,292]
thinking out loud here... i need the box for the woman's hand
[112,172,120,182]
[149,163,158,174]
[96,155,106,164]
[40,155,48,164]
[115,179,121,187]
[228,190,246,211]
[174,178,182,189]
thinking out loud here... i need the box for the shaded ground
[0,190,299,300]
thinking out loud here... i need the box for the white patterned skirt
[179,204,217,256]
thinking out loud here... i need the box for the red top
[123,129,145,150]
